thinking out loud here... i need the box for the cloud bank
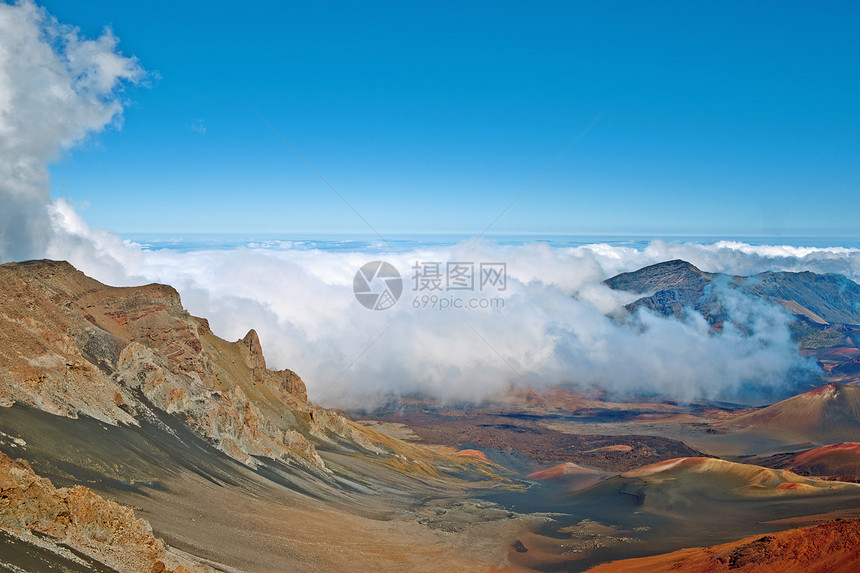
[46,233,848,407]
[3,1,856,408]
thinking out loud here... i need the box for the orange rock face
[585,519,860,573]
[0,260,381,472]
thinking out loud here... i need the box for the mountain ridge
[605,259,860,328]
[0,259,383,471]
[604,260,860,370]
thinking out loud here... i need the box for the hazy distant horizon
[120,233,860,253]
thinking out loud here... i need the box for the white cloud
[0,0,142,262]
[45,231,833,407]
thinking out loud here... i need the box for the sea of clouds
[3,1,859,407]
[52,230,857,406]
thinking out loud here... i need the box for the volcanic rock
[0,452,203,573]
[0,260,381,471]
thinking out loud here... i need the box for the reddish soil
[794,442,860,465]
[585,519,860,572]
[456,449,490,461]
[526,462,602,480]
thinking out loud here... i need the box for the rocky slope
[585,518,860,573]
[0,260,522,572]
[0,452,203,573]
[0,260,382,472]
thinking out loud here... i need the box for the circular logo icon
[353,261,403,310]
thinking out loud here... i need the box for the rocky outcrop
[0,452,204,573]
[0,260,382,471]
[239,329,307,402]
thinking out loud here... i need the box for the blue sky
[41,1,859,238]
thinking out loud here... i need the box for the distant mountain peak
[805,382,841,396]
[613,258,707,276]
[604,260,860,358]
[648,259,703,271]
[604,259,711,295]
